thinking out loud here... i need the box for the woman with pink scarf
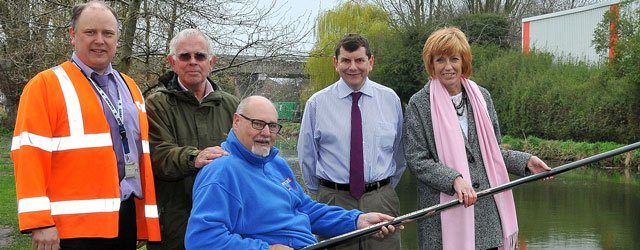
[403,27,552,250]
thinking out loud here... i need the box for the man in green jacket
[146,28,239,250]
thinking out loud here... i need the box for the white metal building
[521,1,621,64]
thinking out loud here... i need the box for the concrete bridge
[215,55,310,121]
[216,55,307,79]
[215,55,309,101]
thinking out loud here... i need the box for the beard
[251,136,272,157]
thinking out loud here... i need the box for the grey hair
[70,1,119,31]
[168,29,216,59]
[236,96,273,114]
[236,96,252,114]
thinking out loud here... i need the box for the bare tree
[0,0,312,128]
[463,0,524,16]
[0,0,72,128]
[118,0,144,73]
[120,0,313,93]
[373,0,459,27]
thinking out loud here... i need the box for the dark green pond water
[396,169,640,250]
[280,149,640,249]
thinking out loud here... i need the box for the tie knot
[92,73,111,88]
[351,92,362,103]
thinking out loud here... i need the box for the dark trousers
[317,184,401,250]
[60,197,137,250]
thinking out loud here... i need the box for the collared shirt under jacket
[146,71,238,250]
[11,60,160,241]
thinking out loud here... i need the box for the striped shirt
[297,78,406,194]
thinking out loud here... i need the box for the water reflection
[281,148,640,249]
[515,170,640,249]
[397,171,418,250]
[397,169,640,250]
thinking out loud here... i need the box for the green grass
[1,130,32,249]
[502,135,640,171]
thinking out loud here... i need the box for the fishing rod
[300,141,640,250]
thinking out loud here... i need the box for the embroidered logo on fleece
[280,177,295,191]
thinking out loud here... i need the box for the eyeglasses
[239,114,282,134]
[176,52,208,62]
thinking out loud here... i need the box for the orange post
[522,22,530,54]
[609,4,619,61]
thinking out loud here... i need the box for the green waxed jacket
[146,71,239,250]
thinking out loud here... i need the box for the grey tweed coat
[403,81,531,250]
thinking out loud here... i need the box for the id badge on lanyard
[125,154,139,179]
[73,60,139,179]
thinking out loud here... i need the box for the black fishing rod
[300,141,640,250]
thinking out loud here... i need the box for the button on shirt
[298,78,406,194]
[71,53,143,200]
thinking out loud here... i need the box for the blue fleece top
[185,130,362,249]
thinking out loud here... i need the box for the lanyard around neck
[71,60,130,154]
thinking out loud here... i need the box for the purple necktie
[350,92,365,199]
[92,73,125,180]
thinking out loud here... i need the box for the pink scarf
[430,78,518,250]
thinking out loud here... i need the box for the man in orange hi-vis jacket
[10,1,160,249]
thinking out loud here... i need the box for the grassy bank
[277,122,640,174]
[502,135,640,173]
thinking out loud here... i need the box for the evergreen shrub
[473,50,640,143]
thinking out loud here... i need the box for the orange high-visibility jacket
[11,61,161,241]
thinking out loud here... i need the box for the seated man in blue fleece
[185,96,402,250]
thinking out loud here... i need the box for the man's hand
[31,227,59,250]
[136,241,146,249]
[269,244,293,250]
[356,212,404,238]
[195,146,229,168]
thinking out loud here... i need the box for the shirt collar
[71,52,115,77]
[177,78,214,97]
[338,77,372,99]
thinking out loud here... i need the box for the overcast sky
[256,0,344,51]
[281,0,342,17]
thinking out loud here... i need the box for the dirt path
[0,225,15,248]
